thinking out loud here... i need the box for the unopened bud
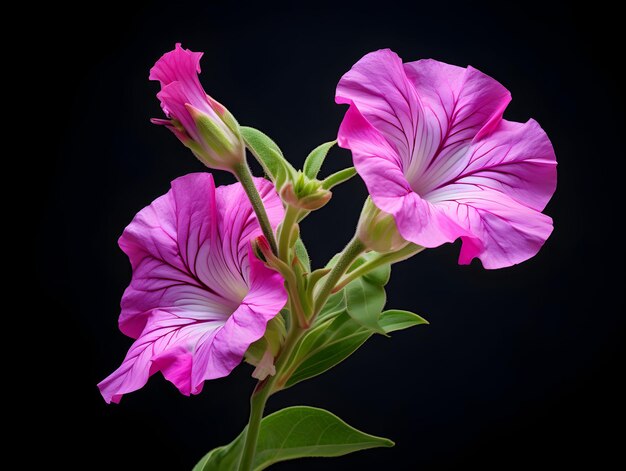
[357,197,408,253]
[185,103,245,171]
[150,44,245,172]
[280,172,332,210]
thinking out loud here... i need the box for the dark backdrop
[39,1,624,469]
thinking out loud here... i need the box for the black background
[38,1,624,469]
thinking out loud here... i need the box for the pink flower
[336,49,557,269]
[150,44,244,171]
[98,173,287,403]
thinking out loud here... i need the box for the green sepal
[294,237,311,273]
[303,140,336,179]
[321,167,357,190]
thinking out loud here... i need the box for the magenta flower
[336,50,557,268]
[150,43,244,171]
[98,173,287,403]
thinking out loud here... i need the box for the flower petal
[420,118,557,267]
[155,81,200,140]
[207,177,284,297]
[336,49,432,165]
[402,60,511,192]
[336,51,512,195]
[191,249,287,386]
[117,173,221,337]
[169,172,238,297]
[120,257,238,338]
[97,313,222,403]
[336,103,409,201]
[391,191,472,248]
[430,187,554,268]
[117,174,284,338]
[438,119,557,212]
[101,252,287,403]
[149,43,209,112]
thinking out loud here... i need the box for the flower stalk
[277,205,301,262]
[233,161,279,255]
[238,322,306,471]
[313,236,366,316]
[333,243,425,293]
[239,234,368,470]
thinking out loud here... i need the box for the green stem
[277,205,300,262]
[237,325,305,471]
[238,387,267,471]
[333,243,425,292]
[313,236,366,316]
[233,161,278,254]
[277,205,309,325]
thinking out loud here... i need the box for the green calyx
[207,95,241,136]
[192,110,236,154]
[186,104,245,170]
[357,197,408,253]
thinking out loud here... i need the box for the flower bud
[150,43,245,172]
[357,197,408,253]
[279,172,332,210]
[184,102,245,171]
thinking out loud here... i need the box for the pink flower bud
[150,44,244,171]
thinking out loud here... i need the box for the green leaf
[281,295,348,388]
[285,308,426,389]
[193,406,393,471]
[285,312,371,388]
[241,126,296,187]
[303,140,336,179]
[344,277,386,333]
[364,263,391,286]
[379,309,429,333]
[351,252,391,286]
[240,126,283,158]
[316,251,391,332]
[285,319,334,373]
[294,237,311,273]
[192,443,235,471]
[317,289,346,321]
[321,166,357,190]
[192,448,223,471]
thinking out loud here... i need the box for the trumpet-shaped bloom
[336,49,557,268]
[98,173,286,403]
